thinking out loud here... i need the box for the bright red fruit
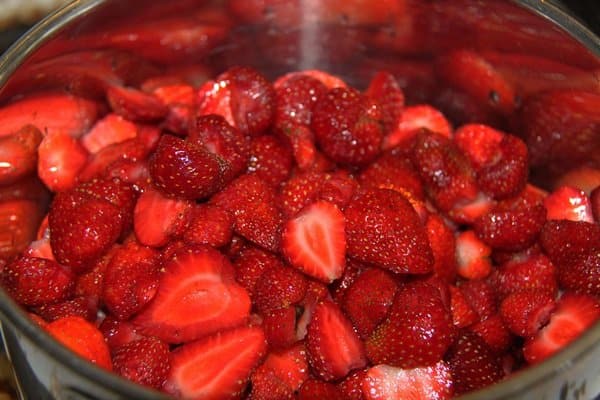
[383,105,452,149]
[307,299,367,381]
[365,71,405,134]
[164,326,267,399]
[426,214,458,283]
[500,291,556,338]
[490,254,558,300]
[33,296,97,322]
[558,252,600,297]
[298,379,345,400]
[253,264,308,314]
[449,285,479,328]
[81,113,138,154]
[183,204,233,248]
[133,245,250,343]
[233,245,282,297]
[106,85,168,122]
[543,186,594,223]
[282,200,346,283]
[345,188,433,274]
[37,131,89,192]
[112,336,170,390]
[455,230,492,280]
[358,150,424,200]
[273,74,327,129]
[0,125,43,185]
[262,306,298,349]
[247,135,293,186]
[539,220,600,266]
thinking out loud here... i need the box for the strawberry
[543,186,594,223]
[311,87,383,165]
[262,306,297,349]
[33,296,98,322]
[133,245,250,343]
[469,314,513,354]
[338,369,367,400]
[274,70,347,90]
[249,366,295,400]
[445,330,504,395]
[0,125,43,185]
[435,49,516,115]
[279,124,318,171]
[453,123,504,170]
[426,214,458,283]
[523,293,600,364]
[412,130,478,213]
[362,362,454,400]
[342,268,398,338]
[99,316,143,351]
[37,131,89,192]
[554,166,600,196]
[101,240,161,320]
[500,291,556,338]
[0,92,102,139]
[591,186,600,223]
[539,220,600,267]
[455,230,492,280]
[383,105,452,150]
[188,114,249,184]
[259,344,309,392]
[307,299,367,381]
[247,135,293,186]
[254,264,308,314]
[149,134,224,200]
[558,251,600,297]
[49,190,122,271]
[365,71,405,134]
[233,245,283,298]
[24,237,54,261]
[78,138,149,183]
[81,113,138,154]
[345,188,433,274]
[0,199,45,261]
[449,285,479,328]
[298,379,344,400]
[74,244,119,300]
[273,74,327,130]
[279,171,327,218]
[458,279,498,321]
[183,203,233,248]
[282,200,346,283]
[152,84,194,135]
[211,174,283,252]
[112,336,170,390]
[106,85,168,122]
[45,316,112,370]
[474,191,547,251]
[366,282,454,368]
[358,150,424,200]
[317,170,359,210]
[1,256,74,306]
[163,326,267,399]
[331,259,367,304]
[490,254,558,300]
[296,281,330,341]
[103,159,151,188]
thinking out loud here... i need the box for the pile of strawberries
[0,10,600,398]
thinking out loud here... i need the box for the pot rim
[0,0,599,399]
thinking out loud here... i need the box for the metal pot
[0,0,598,399]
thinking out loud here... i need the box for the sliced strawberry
[365,71,405,134]
[363,362,454,400]
[554,166,600,196]
[260,343,309,391]
[331,258,367,304]
[24,236,55,261]
[163,326,267,399]
[312,87,383,166]
[133,186,193,247]
[183,203,233,248]
[99,316,143,351]
[262,306,298,350]
[247,135,293,186]
[469,314,513,354]
[0,199,44,261]
[74,244,119,300]
[113,336,170,390]
[45,316,112,370]
[366,282,454,368]
[490,254,558,300]
[81,113,138,154]
[558,251,600,297]
[383,105,452,150]
[338,369,368,400]
[523,293,600,364]
[345,188,432,274]
[254,264,308,314]
[426,214,457,283]
[249,365,295,400]
[0,92,102,138]
[279,171,327,218]
[453,123,504,170]
[103,159,151,188]
[358,150,424,200]
[458,279,498,321]
[1,256,74,306]
[274,70,347,90]
[233,245,282,298]
[539,220,600,267]
[37,131,89,192]
[318,170,359,210]
[500,291,556,338]
[445,330,503,395]
[455,230,492,280]
[106,85,168,122]
[298,379,344,400]
[152,84,194,135]
[133,245,250,343]
[307,299,367,381]
[449,285,479,328]
[273,74,327,130]
[282,200,346,283]
[543,186,594,223]
[33,296,98,323]
[211,174,283,252]
[0,125,43,185]
[279,124,318,171]
[78,138,149,183]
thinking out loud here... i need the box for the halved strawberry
[274,70,347,90]
[490,253,558,300]
[183,203,233,248]
[282,200,346,283]
[37,131,89,192]
[523,293,600,364]
[0,125,43,186]
[558,251,600,297]
[363,362,454,400]
[358,150,424,200]
[458,279,498,321]
[338,369,367,400]
[112,336,170,390]
[262,306,298,349]
[163,326,267,399]
[426,214,458,283]
[499,291,556,338]
[99,316,143,351]
[106,85,168,122]
[449,285,479,328]
[247,135,293,186]
[455,230,492,280]
[233,245,283,298]
[78,138,149,183]
[279,171,327,218]
[133,245,250,343]
[383,105,452,150]
[133,186,193,247]
[152,84,194,135]
[539,220,600,267]
[298,379,344,400]
[253,264,308,314]
[543,186,594,223]
[260,343,309,392]
[307,299,367,381]
[81,113,138,154]
[469,314,513,354]
[273,74,327,130]
[365,71,405,134]
[32,296,98,322]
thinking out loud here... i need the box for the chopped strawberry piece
[0,125,43,186]
[163,326,267,399]
[554,166,600,196]
[543,186,594,223]
[363,362,454,400]
[366,282,454,368]
[280,124,318,171]
[254,264,308,314]
[106,85,168,122]
[133,186,193,247]
[426,214,458,283]
[449,285,479,328]
[282,200,346,283]
[539,220,600,267]
[78,138,149,183]
[249,365,295,400]
[233,245,282,298]
[99,316,143,351]
[447,192,496,225]
[490,254,558,300]
[81,113,138,154]
[260,343,309,391]
[298,379,344,400]
[247,135,293,186]
[1,256,74,306]
[445,330,504,395]
[383,105,452,149]
[312,87,383,166]
[345,188,432,274]
[262,306,298,349]
[211,174,283,252]
[24,236,55,261]
[338,369,367,400]
[33,296,98,323]
[279,171,327,218]
[500,291,556,338]
[307,299,367,381]
[523,293,600,364]
[273,74,327,130]
[0,199,44,261]
[558,251,600,297]
[453,123,504,170]
[183,204,233,248]
[152,84,194,134]
[365,71,405,134]
[113,336,170,390]
[37,131,89,192]
[133,245,250,343]
[458,279,498,321]
[455,230,492,280]
[358,150,424,200]
[469,314,513,354]
[45,316,112,370]
[274,70,347,90]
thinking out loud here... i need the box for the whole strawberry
[112,336,170,390]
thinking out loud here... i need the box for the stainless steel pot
[0,0,598,399]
